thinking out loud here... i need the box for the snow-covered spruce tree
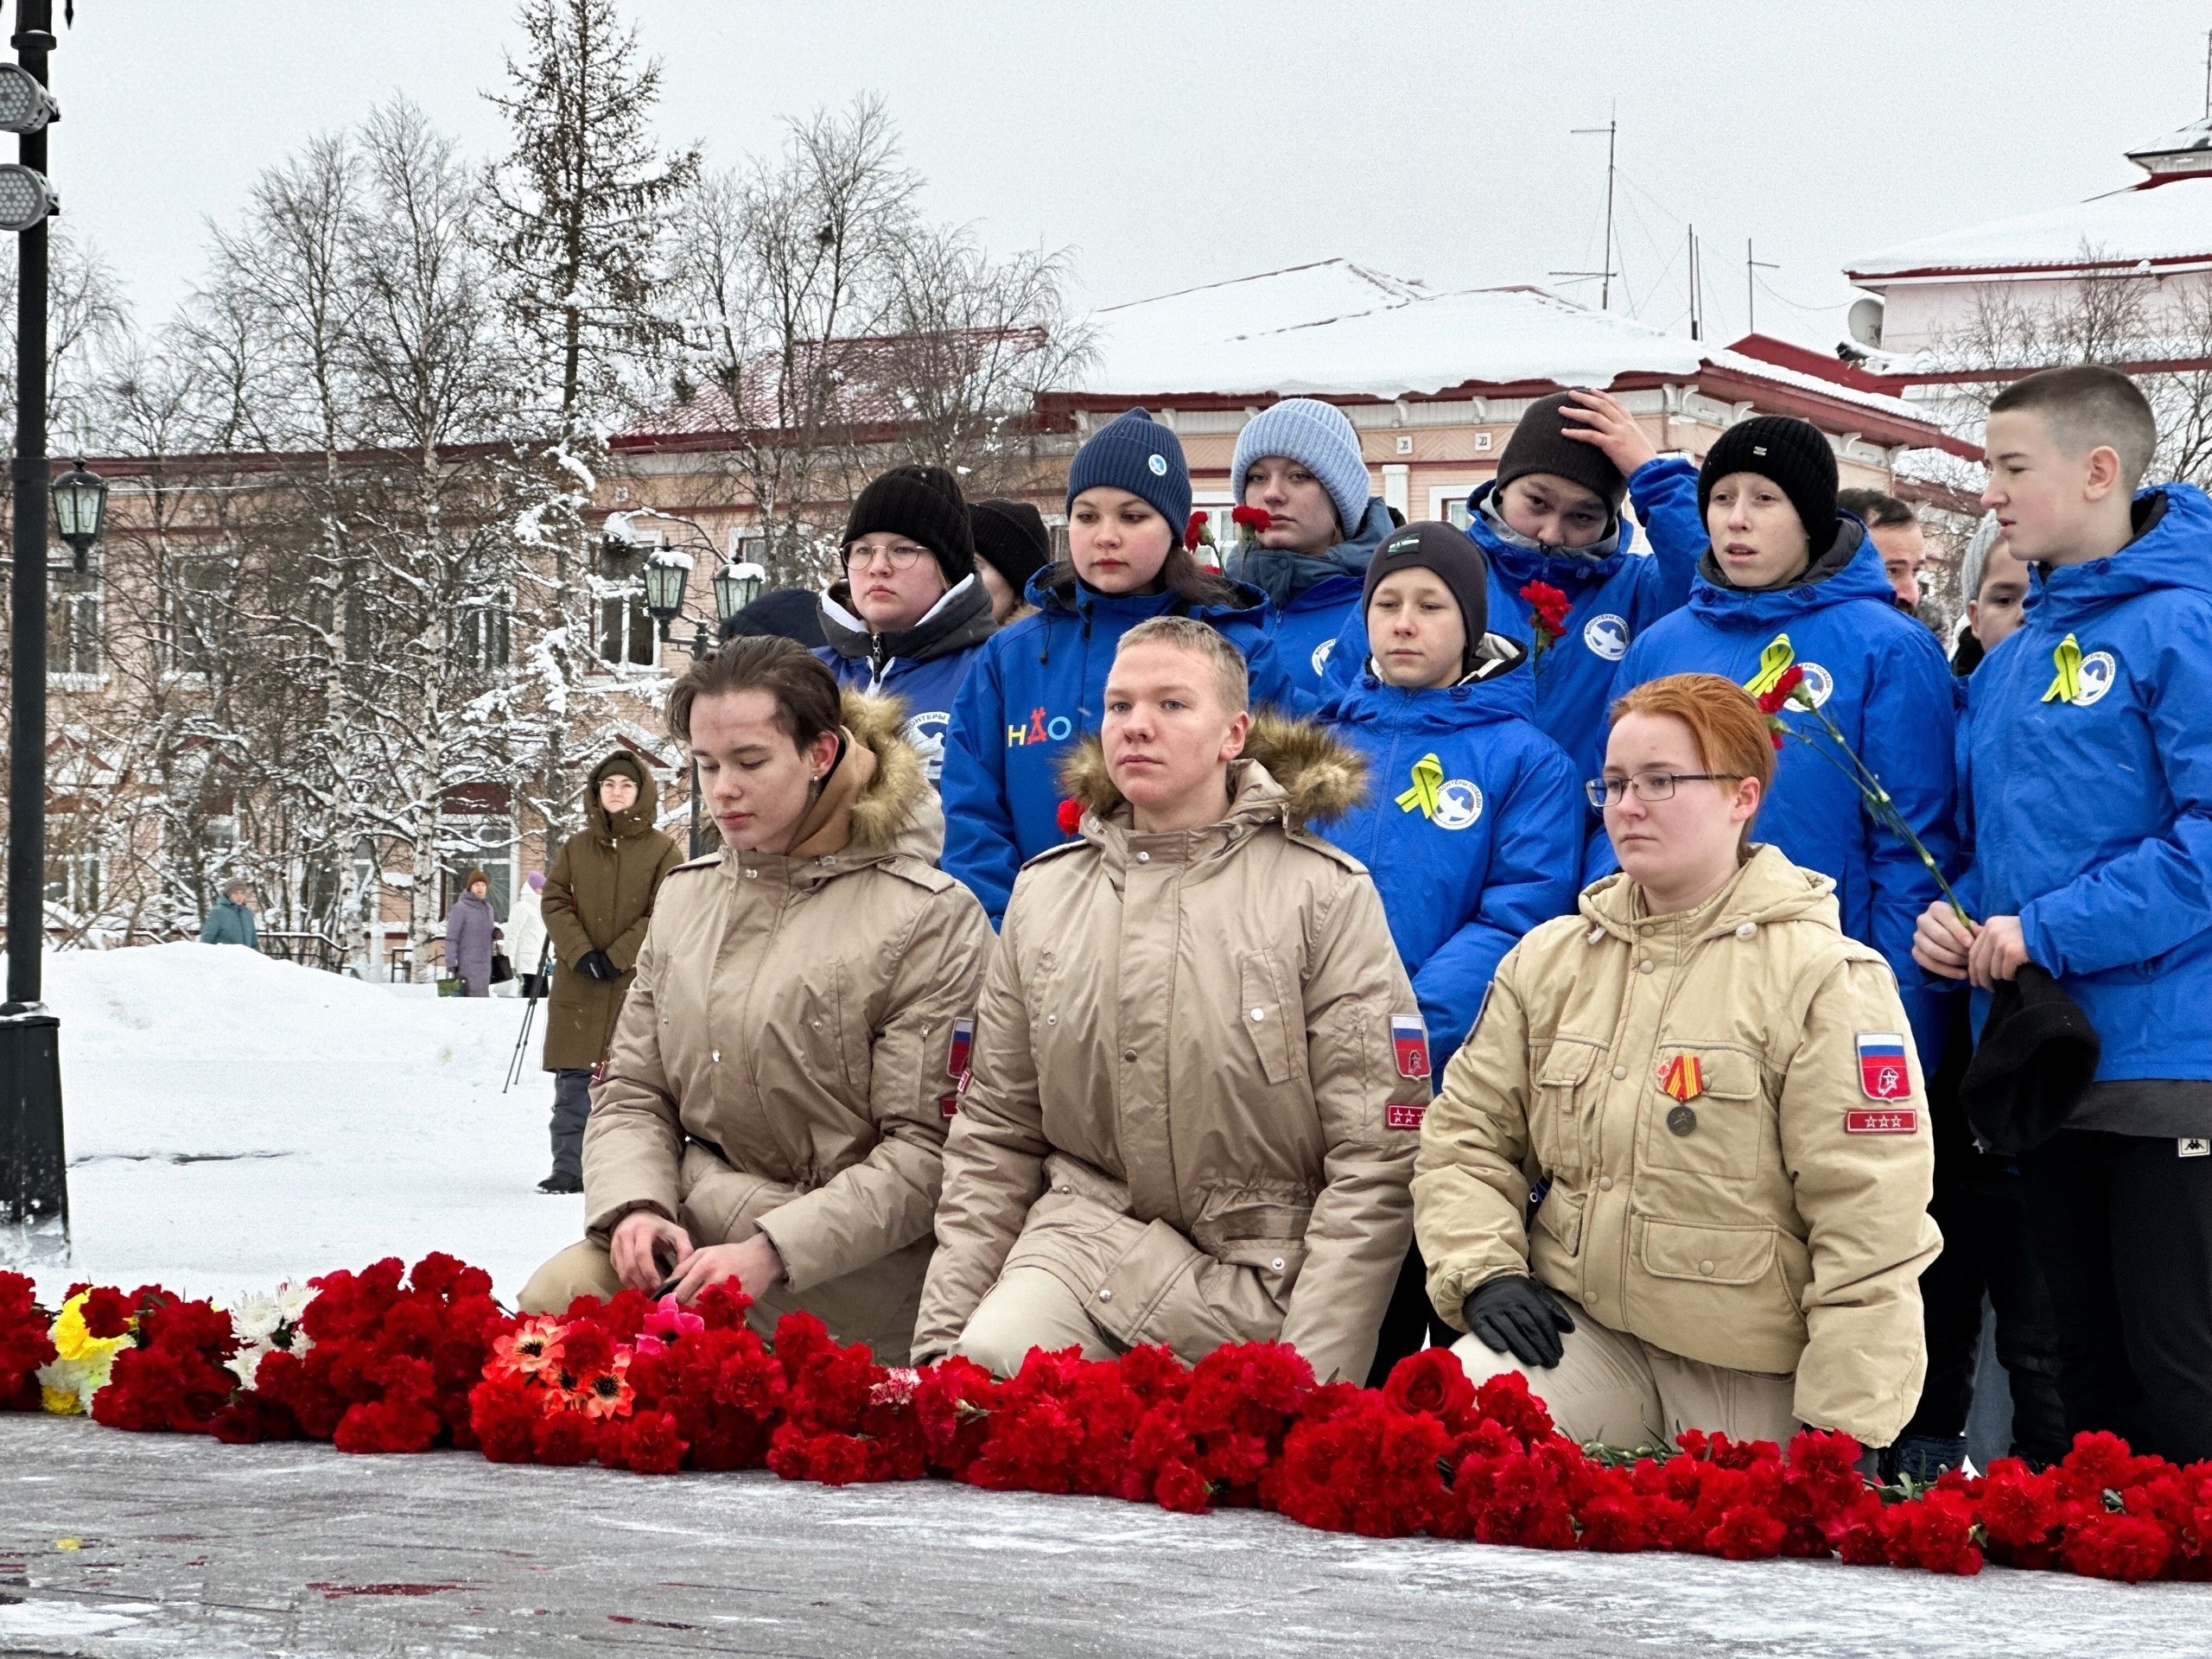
[484,0,698,852]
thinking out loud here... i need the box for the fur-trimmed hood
[804,688,941,860]
[1054,710,1367,834]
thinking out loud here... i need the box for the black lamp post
[2,0,67,1262]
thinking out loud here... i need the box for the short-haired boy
[1914,364,2212,1464]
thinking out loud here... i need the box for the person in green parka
[537,752,683,1194]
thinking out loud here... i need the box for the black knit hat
[969,499,1051,598]
[1495,392,1627,509]
[1698,416,1838,546]
[1361,521,1491,669]
[842,465,976,584]
[1960,964,2102,1157]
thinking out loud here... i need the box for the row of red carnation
[2,1255,2202,1584]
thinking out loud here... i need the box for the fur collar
[1055,711,1368,830]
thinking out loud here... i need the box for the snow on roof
[1080,259,1707,400]
[1847,178,2212,281]
[2130,117,2212,167]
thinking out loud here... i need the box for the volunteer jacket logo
[1007,706,1075,747]
[1582,613,1630,660]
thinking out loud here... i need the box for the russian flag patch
[1391,1015,1431,1080]
[1855,1033,1911,1102]
[946,1016,975,1080]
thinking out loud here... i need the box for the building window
[598,586,655,668]
[1443,496,1472,531]
[48,569,102,681]
[352,836,379,921]
[444,836,515,920]
[458,601,513,672]
[167,557,233,676]
[43,851,101,915]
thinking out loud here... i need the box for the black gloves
[576,950,620,982]
[1463,1276,1575,1369]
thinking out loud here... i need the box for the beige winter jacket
[914,717,1431,1384]
[582,694,994,1355]
[1414,845,1939,1445]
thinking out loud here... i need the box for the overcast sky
[48,0,2212,358]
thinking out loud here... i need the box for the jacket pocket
[1236,949,1298,1087]
[1639,1042,1767,1182]
[1638,1217,1777,1287]
[1191,1186,1314,1284]
[1532,1185,1585,1257]
[1531,1038,1599,1174]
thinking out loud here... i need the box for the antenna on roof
[1688,226,1703,342]
[1570,111,1620,311]
[2203,25,2210,118]
[1745,238,1779,335]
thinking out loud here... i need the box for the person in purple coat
[444,869,502,998]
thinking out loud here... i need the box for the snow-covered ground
[22,943,582,1305]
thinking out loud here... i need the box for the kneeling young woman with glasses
[1413,671,1939,1458]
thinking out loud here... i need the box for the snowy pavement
[20,943,582,1304]
[5,1413,2210,1659]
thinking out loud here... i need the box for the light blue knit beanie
[1230,397,1371,537]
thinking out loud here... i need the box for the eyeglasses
[1584,772,1743,810]
[845,542,934,572]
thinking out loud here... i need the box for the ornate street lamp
[712,559,765,625]
[639,547,692,641]
[49,457,103,572]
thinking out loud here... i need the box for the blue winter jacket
[940,567,1303,923]
[1317,642,1584,1070]
[1605,518,1959,1063]
[199,897,258,949]
[1227,498,1395,691]
[1958,484,2212,1082]
[814,575,999,785]
[1471,457,1708,769]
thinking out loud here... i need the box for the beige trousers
[1451,1298,1799,1450]
[955,1264,1130,1374]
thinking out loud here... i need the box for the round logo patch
[1311,638,1335,676]
[1796,663,1835,709]
[1433,779,1484,831]
[2075,650,2117,706]
[1147,453,1168,476]
[1582,613,1630,660]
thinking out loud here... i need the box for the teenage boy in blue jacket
[940,409,1301,925]
[1315,521,1583,1383]
[1915,365,2212,1465]
[1606,416,1957,1066]
[816,465,999,784]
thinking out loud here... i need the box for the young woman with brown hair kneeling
[914,616,1431,1385]
[519,639,993,1363]
[1416,672,1937,1453]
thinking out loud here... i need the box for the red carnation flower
[1754,664,1805,716]
[1184,511,1210,552]
[1230,505,1272,532]
[1056,798,1083,836]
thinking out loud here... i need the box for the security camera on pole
[1,0,93,1267]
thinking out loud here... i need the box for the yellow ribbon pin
[1743,634,1796,698]
[2044,633,2083,704]
[1395,753,1445,818]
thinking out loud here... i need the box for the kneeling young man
[913,616,1429,1383]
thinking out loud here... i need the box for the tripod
[502,941,554,1094]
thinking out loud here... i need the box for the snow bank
[30,944,581,1305]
